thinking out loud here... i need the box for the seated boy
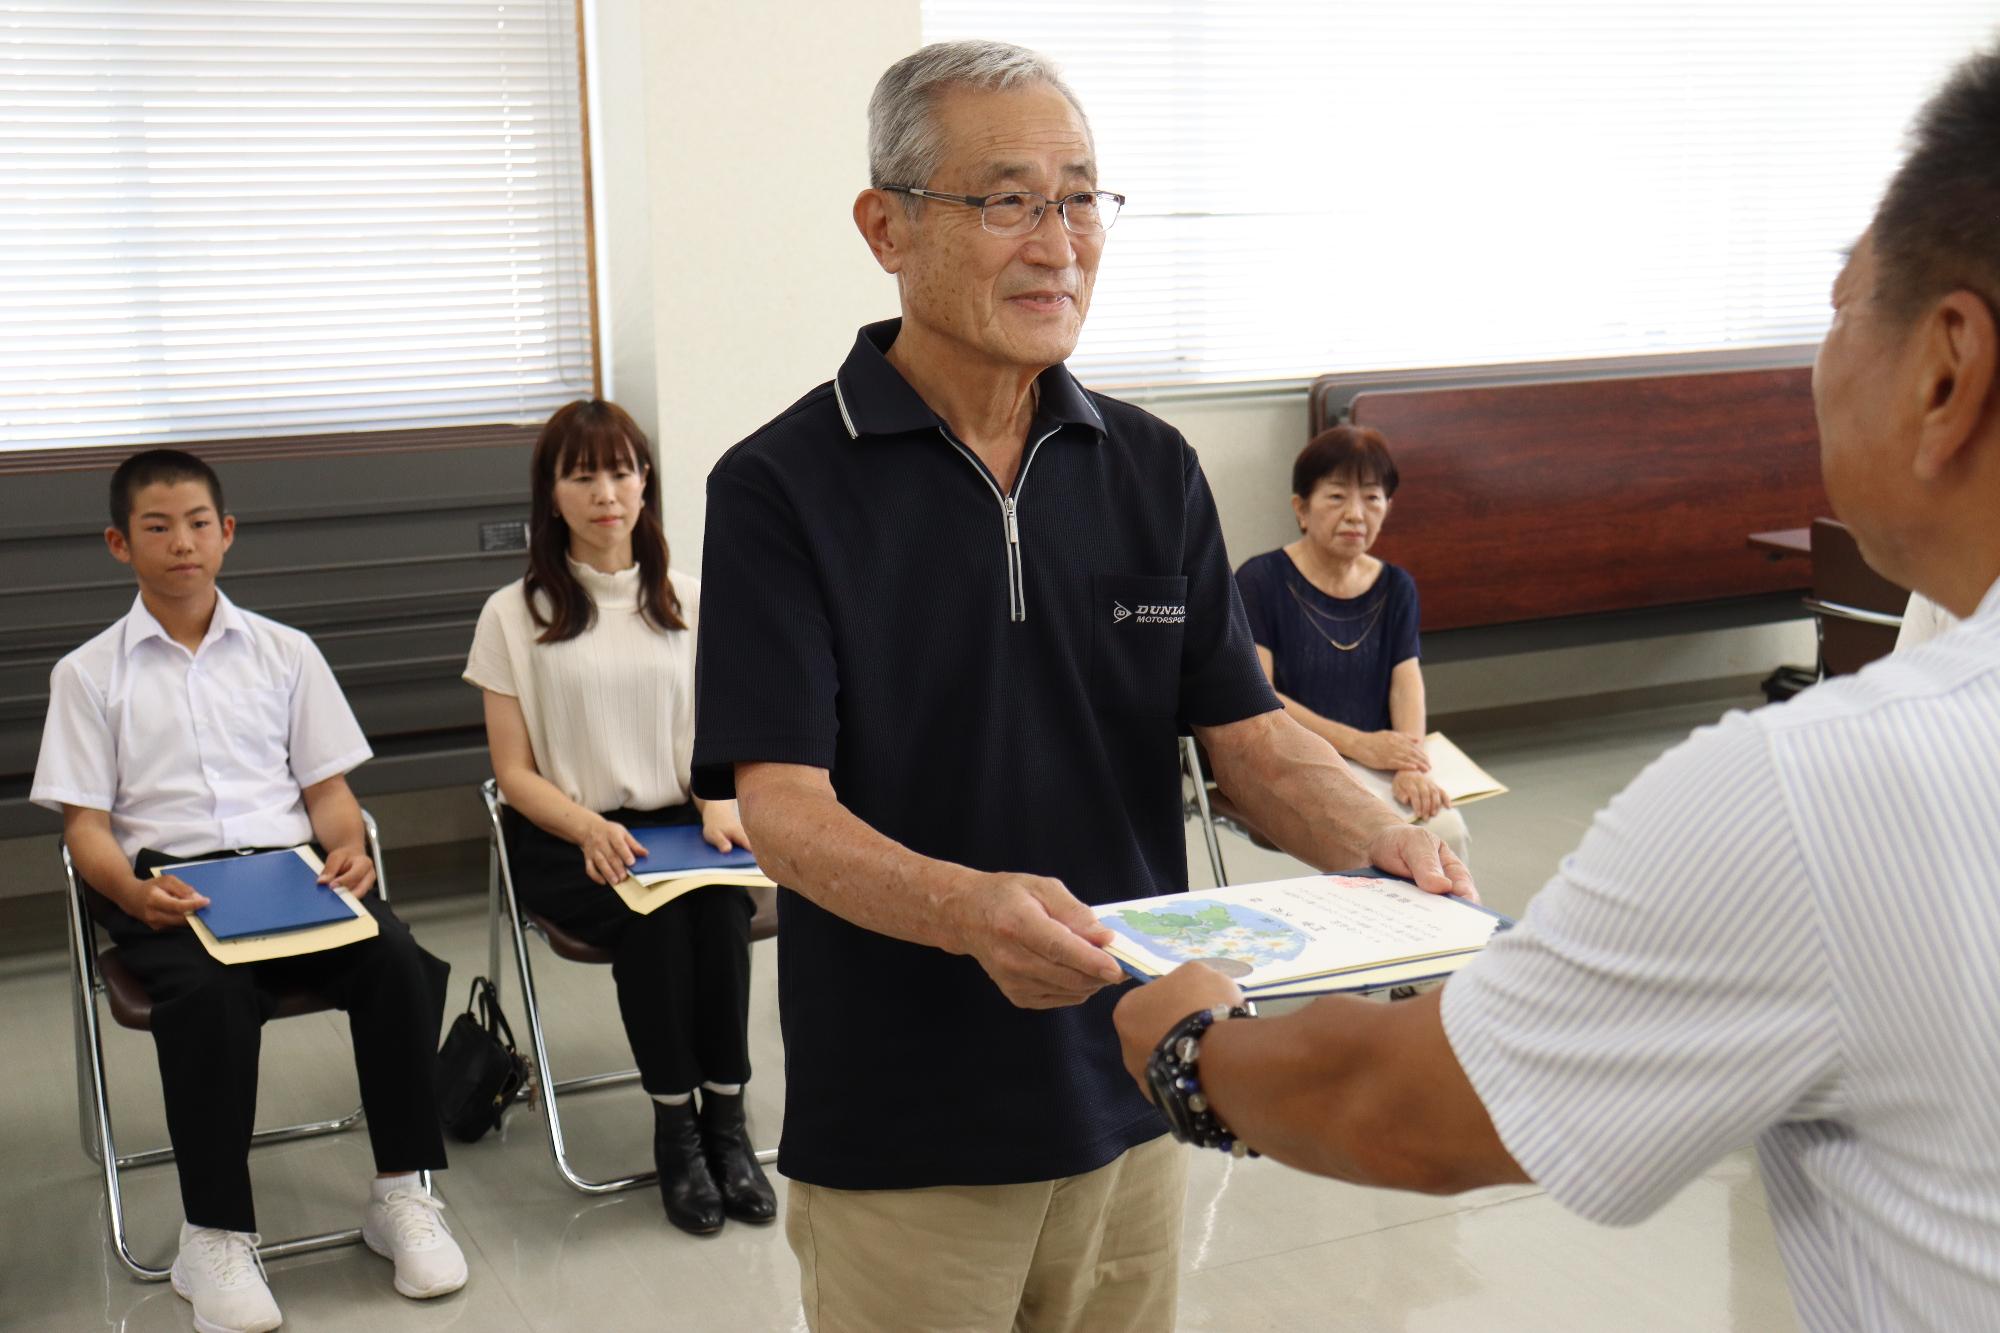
[31,450,467,1333]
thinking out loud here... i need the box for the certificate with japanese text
[1098,873,1510,999]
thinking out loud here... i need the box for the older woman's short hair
[1292,426,1400,500]
[868,40,1091,210]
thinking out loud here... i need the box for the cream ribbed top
[464,560,699,814]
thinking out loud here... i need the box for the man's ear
[853,189,909,275]
[1912,289,1998,482]
[103,525,133,565]
[218,513,235,555]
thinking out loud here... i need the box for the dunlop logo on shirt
[1117,600,1185,626]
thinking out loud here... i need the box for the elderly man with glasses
[692,39,1472,1333]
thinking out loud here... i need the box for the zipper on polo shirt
[938,424,1060,623]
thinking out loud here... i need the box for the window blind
[0,0,594,452]
[923,1,1999,389]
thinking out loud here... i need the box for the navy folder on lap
[172,850,356,941]
[624,825,758,876]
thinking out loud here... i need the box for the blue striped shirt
[1443,578,2000,1332]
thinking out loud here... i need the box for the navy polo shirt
[693,319,1279,1190]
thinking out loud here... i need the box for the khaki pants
[787,1134,1188,1333]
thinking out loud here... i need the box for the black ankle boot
[697,1089,777,1224]
[652,1099,724,1235]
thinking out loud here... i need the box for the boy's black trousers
[93,847,449,1233]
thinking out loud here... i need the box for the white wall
[589,7,1810,717]
[586,0,658,436]
[603,0,923,565]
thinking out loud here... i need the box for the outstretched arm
[1196,708,1476,900]
[1114,963,1525,1192]
[735,761,1126,1010]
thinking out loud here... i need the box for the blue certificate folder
[625,825,758,876]
[168,849,357,941]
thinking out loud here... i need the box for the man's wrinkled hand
[1112,962,1246,1098]
[1366,823,1478,902]
[949,871,1127,1009]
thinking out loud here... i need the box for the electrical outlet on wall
[479,519,529,553]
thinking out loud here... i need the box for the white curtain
[924,1,2000,388]
[1,0,594,451]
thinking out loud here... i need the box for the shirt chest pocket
[1090,574,1188,717]
[227,686,293,775]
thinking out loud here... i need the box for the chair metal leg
[505,884,657,1194]
[1183,736,1230,888]
[552,1069,644,1095]
[67,856,169,1280]
[67,877,105,1167]
[65,826,402,1282]
[247,1169,433,1268]
[483,779,778,1190]
[113,1108,370,1171]
[486,842,504,1009]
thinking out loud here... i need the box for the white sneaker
[170,1223,282,1333]
[361,1188,467,1299]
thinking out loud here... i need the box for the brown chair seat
[98,947,340,1030]
[526,883,779,966]
[523,912,614,965]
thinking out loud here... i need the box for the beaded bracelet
[1145,1004,1259,1157]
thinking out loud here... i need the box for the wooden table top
[1748,527,1812,557]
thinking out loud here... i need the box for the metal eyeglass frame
[880,186,1126,236]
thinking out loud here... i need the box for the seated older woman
[1234,425,1469,858]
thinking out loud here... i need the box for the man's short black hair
[1873,44,2000,321]
[108,449,225,533]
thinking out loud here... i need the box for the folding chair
[479,779,778,1195]
[1181,736,1231,887]
[65,812,428,1281]
[1804,516,1907,679]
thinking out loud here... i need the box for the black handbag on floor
[435,976,529,1143]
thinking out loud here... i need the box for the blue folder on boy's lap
[624,825,759,876]
[171,850,357,941]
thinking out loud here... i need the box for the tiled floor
[2,694,1801,1331]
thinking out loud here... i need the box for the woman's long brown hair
[523,399,686,643]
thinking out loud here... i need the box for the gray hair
[868,40,1092,209]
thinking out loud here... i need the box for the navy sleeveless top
[1234,548,1420,734]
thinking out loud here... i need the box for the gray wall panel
[0,443,535,839]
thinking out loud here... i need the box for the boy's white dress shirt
[32,589,371,859]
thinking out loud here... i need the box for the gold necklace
[1284,577,1387,652]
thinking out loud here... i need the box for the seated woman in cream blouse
[463,399,773,1237]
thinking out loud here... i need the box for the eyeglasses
[880,186,1126,237]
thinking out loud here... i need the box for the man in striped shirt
[1115,43,2000,1332]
